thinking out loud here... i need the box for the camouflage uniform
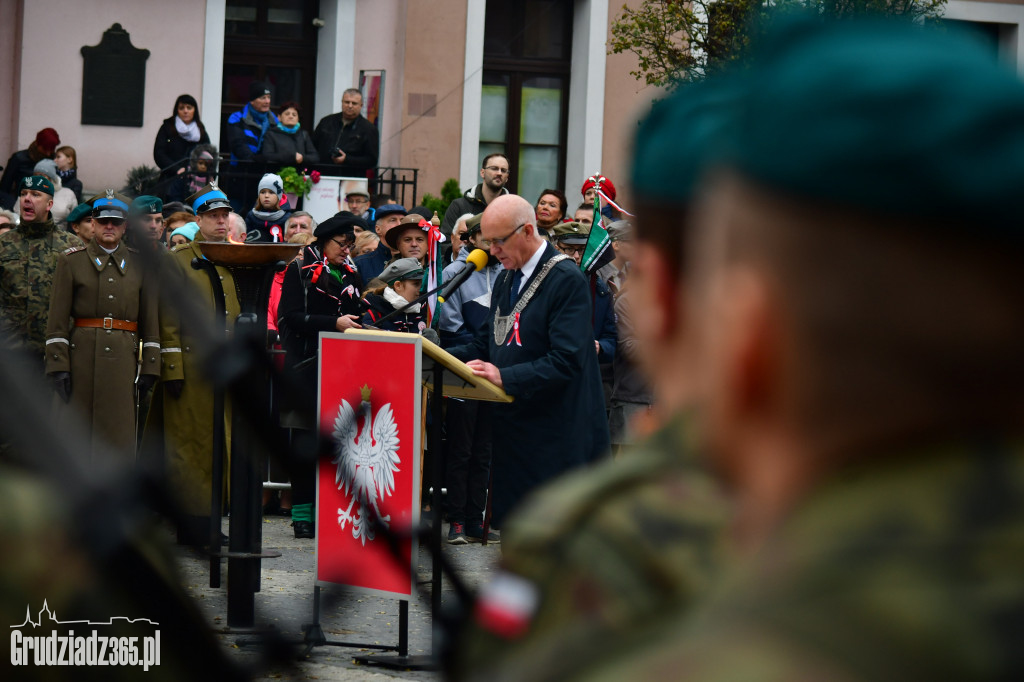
[0,218,82,368]
[45,240,161,458]
[454,414,732,682]
[579,444,1024,681]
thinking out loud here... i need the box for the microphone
[437,249,489,304]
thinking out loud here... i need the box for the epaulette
[171,243,190,253]
[63,246,86,256]
[126,246,139,253]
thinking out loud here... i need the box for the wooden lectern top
[345,328,513,403]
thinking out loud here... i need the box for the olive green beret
[721,16,1024,230]
[67,201,94,225]
[631,76,738,205]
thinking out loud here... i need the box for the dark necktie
[510,270,523,307]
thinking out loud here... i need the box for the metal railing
[151,157,418,214]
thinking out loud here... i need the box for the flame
[227,234,245,244]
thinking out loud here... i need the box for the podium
[306,329,510,668]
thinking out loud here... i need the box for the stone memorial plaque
[81,23,150,127]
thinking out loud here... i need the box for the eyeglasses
[331,238,353,250]
[345,196,369,204]
[484,166,509,175]
[95,217,126,226]
[480,223,525,249]
[558,244,586,256]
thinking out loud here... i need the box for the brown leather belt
[74,317,138,332]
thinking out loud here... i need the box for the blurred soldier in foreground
[451,80,736,680]
[0,175,82,373]
[45,191,160,461]
[583,17,1024,680]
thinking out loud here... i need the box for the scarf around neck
[175,116,201,142]
[252,207,285,223]
[384,285,420,313]
[57,167,77,183]
[276,121,300,134]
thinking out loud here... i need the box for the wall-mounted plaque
[80,23,150,127]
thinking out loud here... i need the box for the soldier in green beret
[45,191,160,461]
[67,197,97,243]
[576,17,1024,681]
[0,174,82,374]
[450,79,736,680]
[128,195,165,252]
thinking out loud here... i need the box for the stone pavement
[173,515,501,681]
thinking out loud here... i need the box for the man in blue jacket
[226,81,278,161]
[449,195,609,528]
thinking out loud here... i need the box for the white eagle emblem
[332,384,401,545]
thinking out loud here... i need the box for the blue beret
[631,77,739,205]
[721,16,1024,231]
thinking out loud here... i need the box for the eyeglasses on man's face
[479,223,525,249]
[558,244,586,256]
[484,166,509,175]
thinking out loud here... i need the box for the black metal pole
[399,600,409,657]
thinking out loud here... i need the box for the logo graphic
[11,600,160,670]
[332,384,401,545]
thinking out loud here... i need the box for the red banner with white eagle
[315,332,422,598]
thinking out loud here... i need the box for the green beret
[551,221,589,244]
[631,77,738,205]
[19,174,54,196]
[130,195,163,216]
[721,16,1024,230]
[67,202,94,225]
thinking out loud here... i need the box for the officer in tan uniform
[152,182,240,544]
[45,191,160,460]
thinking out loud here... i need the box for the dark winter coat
[226,104,278,161]
[441,183,510,236]
[152,116,210,171]
[244,208,292,243]
[261,126,320,166]
[353,240,392,285]
[0,148,41,198]
[312,113,379,173]
[448,243,610,526]
[360,291,426,334]
[278,246,364,424]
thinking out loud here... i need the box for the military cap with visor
[379,257,426,284]
[464,212,484,236]
[92,190,132,219]
[186,182,232,214]
[551,221,590,244]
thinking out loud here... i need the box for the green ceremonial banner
[580,194,610,275]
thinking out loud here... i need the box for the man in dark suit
[449,194,609,530]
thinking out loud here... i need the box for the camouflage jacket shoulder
[581,441,1024,682]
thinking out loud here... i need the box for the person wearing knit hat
[360,257,428,334]
[244,172,291,243]
[226,80,277,161]
[0,128,61,208]
[168,221,200,248]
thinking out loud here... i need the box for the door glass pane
[523,0,571,59]
[520,77,561,145]
[223,63,259,104]
[226,1,257,36]
[481,74,509,143]
[268,1,303,39]
[266,66,302,108]
[518,146,559,206]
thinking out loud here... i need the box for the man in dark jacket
[448,194,609,528]
[441,153,510,236]
[226,82,278,161]
[353,203,406,284]
[312,89,379,176]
